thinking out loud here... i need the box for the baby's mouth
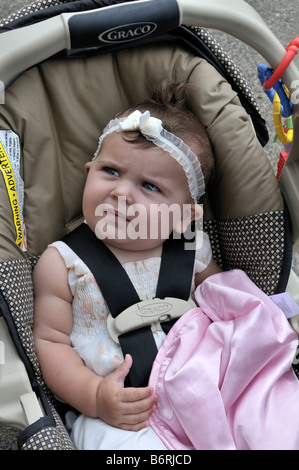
[104,209,130,223]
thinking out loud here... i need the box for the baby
[33,81,221,449]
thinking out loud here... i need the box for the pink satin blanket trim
[149,270,299,450]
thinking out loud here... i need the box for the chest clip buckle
[107,296,196,344]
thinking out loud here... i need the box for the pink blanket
[149,270,299,450]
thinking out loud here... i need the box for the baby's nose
[111,180,135,205]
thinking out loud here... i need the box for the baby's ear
[84,161,92,175]
[174,204,203,234]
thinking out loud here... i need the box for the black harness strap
[156,231,196,335]
[64,224,140,315]
[63,223,195,386]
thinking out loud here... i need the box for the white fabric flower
[120,110,163,139]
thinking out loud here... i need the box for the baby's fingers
[123,391,157,414]
[122,385,155,403]
[120,404,156,431]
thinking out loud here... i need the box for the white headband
[94,110,205,203]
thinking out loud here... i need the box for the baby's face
[83,132,197,257]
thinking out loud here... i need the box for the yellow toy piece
[273,91,293,145]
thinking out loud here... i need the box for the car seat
[0,0,299,449]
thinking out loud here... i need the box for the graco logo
[99,22,157,44]
[138,302,172,318]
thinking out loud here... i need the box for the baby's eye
[142,182,160,192]
[103,166,119,177]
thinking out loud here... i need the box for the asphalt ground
[0,0,299,451]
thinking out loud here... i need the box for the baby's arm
[195,257,222,286]
[33,247,156,431]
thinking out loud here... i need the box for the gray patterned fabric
[0,258,39,375]
[0,0,72,26]
[204,211,286,295]
[20,424,75,450]
[0,257,75,449]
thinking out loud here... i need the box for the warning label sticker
[0,130,27,251]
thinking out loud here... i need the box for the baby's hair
[118,80,214,186]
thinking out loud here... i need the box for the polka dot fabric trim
[0,257,75,450]
[0,0,73,26]
[204,210,286,295]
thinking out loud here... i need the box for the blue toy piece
[257,63,292,118]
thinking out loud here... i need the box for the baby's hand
[96,354,157,431]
